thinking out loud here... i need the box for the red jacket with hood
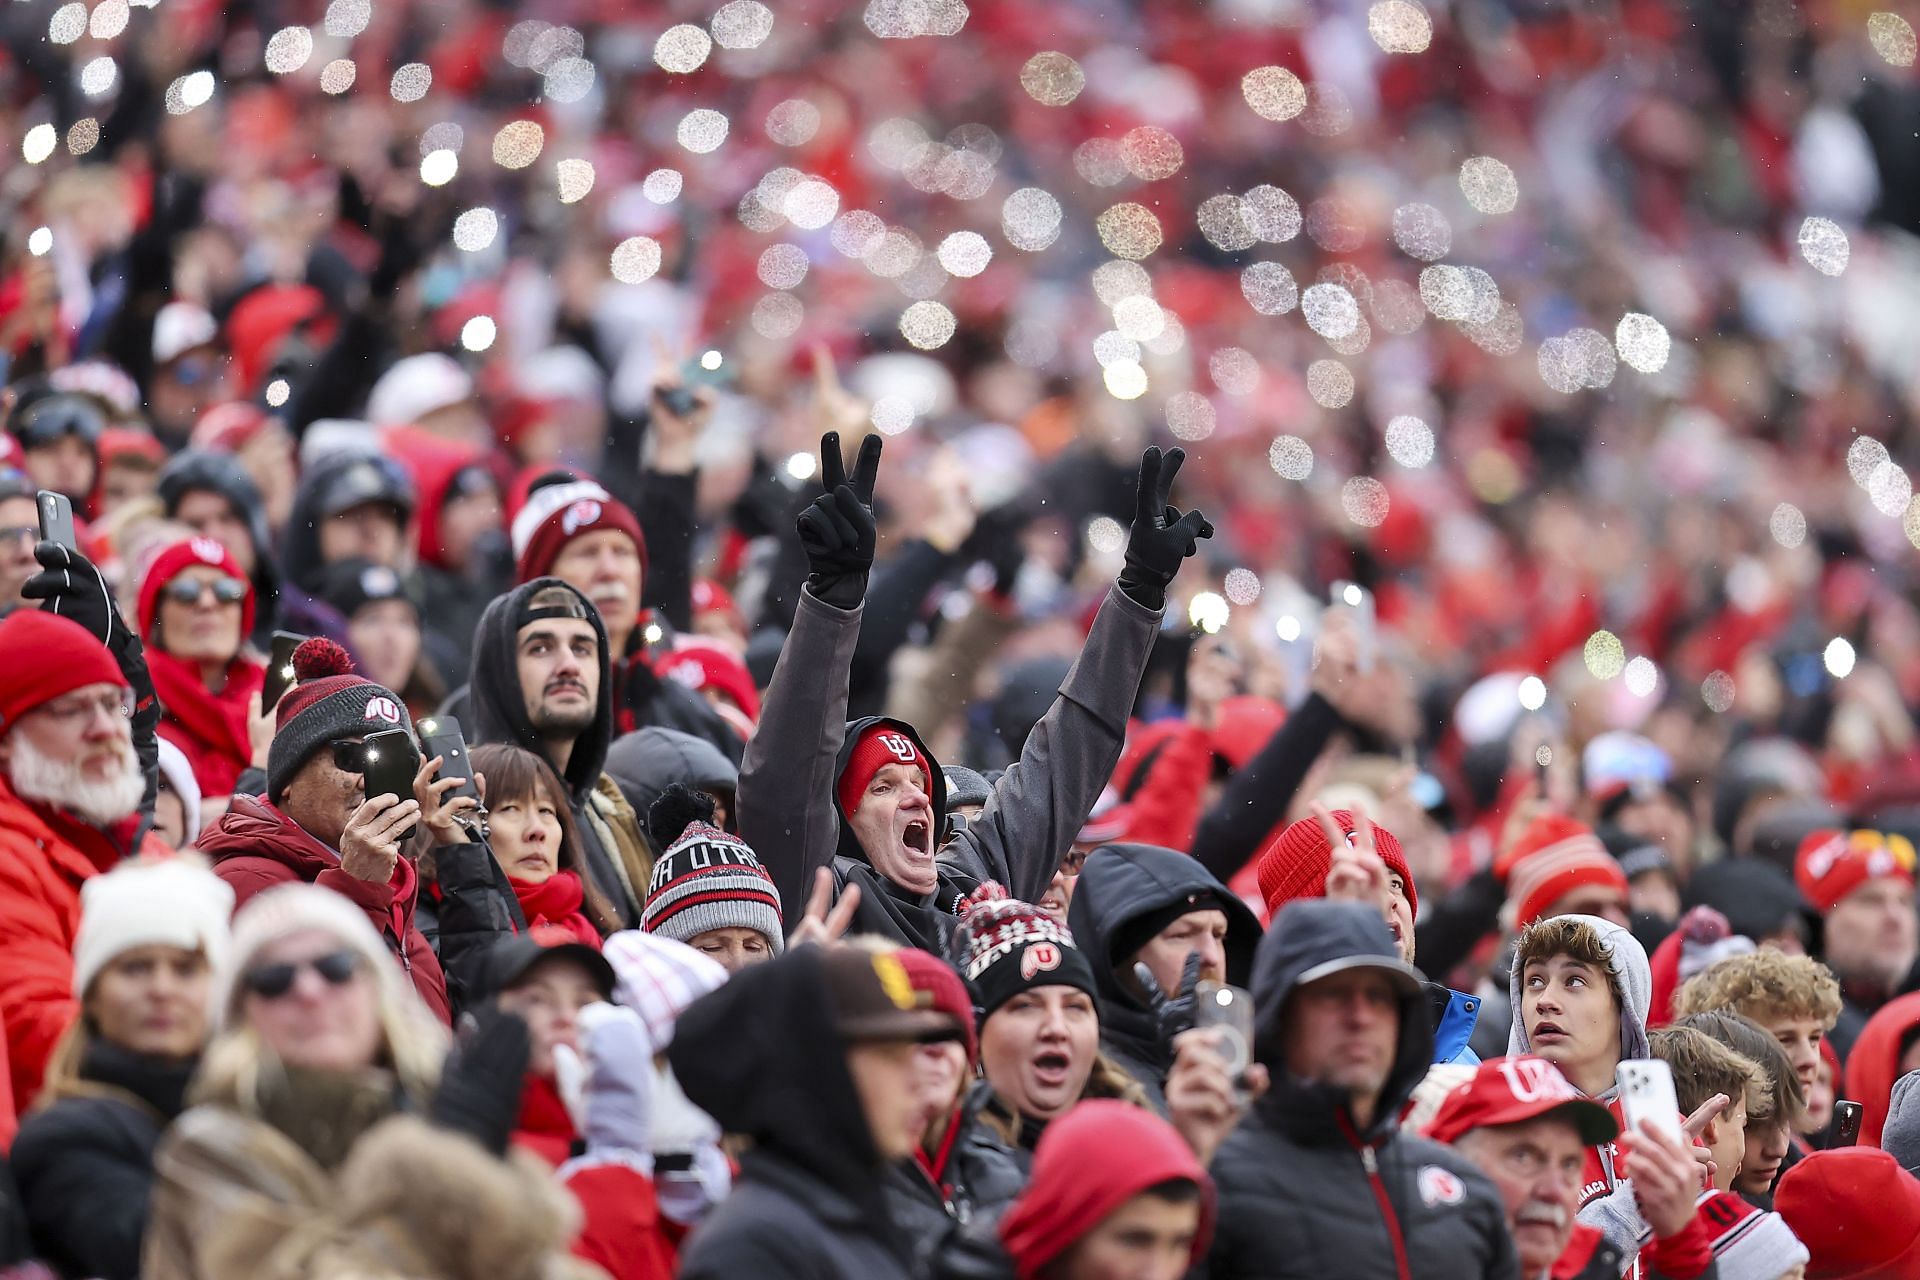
[197,794,451,1023]
[1843,989,1920,1148]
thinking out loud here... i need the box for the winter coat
[0,774,169,1117]
[602,727,739,841]
[882,1094,1027,1275]
[10,1040,194,1280]
[737,583,1159,952]
[669,946,917,1280]
[148,650,266,800]
[197,794,451,1023]
[423,838,523,1014]
[145,1103,604,1280]
[1843,990,1920,1147]
[1065,842,1262,1112]
[1204,903,1520,1280]
[467,580,654,927]
[612,646,743,765]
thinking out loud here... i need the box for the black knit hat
[950,883,1098,1019]
[265,638,412,801]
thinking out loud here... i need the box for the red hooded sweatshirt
[1843,990,1920,1148]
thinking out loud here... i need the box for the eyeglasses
[0,526,36,546]
[161,576,247,607]
[328,738,371,773]
[240,950,361,1000]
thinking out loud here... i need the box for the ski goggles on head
[13,395,106,449]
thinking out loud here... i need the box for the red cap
[1423,1055,1618,1146]
[1795,828,1917,915]
[895,948,976,1065]
[1504,815,1628,928]
[1255,810,1419,920]
[838,724,931,819]
[138,537,255,642]
[1776,1147,1920,1278]
[514,489,648,588]
[0,611,124,727]
[657,638,760,723]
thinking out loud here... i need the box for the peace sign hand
[797,430,883,610]
[1117,446,1215,611]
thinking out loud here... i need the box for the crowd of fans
[1,0,1919,1274]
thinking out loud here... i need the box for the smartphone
[36,490,75,552]
[1833,1099,1864,1146]
[1616,1058,1683,1143]
[1195,980,1255,1093]
[1331,580,1376,673]
[654,384,699,418]
[261,631,306,712]
[361,728,420,840]
[416,715,482,810]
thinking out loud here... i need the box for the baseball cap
[471,934,616,1005]
[1424,1055,1619,1146]
[819,946,967,1045]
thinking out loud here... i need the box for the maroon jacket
[198,795,451,1024]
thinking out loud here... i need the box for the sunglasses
[240,949,360,999]
[328,738,373,773]
[162,575,246,607]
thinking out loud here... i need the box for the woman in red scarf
[467,743,617,944]
[137,537,264,801]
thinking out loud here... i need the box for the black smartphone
[655,384,699,418]
[36,490,75,552]
[1834,1099,1864,1146]
[361,728,420,840]
[416,715,481,809]
[261,631,306,712]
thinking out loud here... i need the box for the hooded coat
[669,945,917,1280]
[1065,842,1261,1111]
[279,451,415,596]
[468,579,653,928]
[1206,900,1518,1279]
[1842,990,1920,1148]
[738,583,1160,954]
[602,727,739,839]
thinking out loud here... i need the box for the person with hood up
[669,941,970,1280]
[278,449,416,599]
[1839,989,1920,1149]
[738,433,1211,958]
[137,537,265,800]
[1204,898,1519,1278]
[1065,841,1261,1111]
[1775,1146,1920,1279]
[384,425,510,672]
[465,577,653,929]
[603,726,739,848]
[195,637,450,1023]
[1793,827,1920,1059]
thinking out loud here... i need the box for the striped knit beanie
[1507,815,1629,927]
[641,819,784,954]
[951,883,1098,1019]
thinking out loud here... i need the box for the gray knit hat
[640,821,784,954]
[265,637,413,801]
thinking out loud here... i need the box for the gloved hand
[23,542,127,650]
[1135,951,1205,1052]
[569,1002,658,1158]
[796,430,882,610]
[430,1005,531,1156]
[1117,447,1214,610]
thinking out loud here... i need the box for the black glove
[430,1005,531,1156]
[23,542,128,650]
[966,501,1033,597]
[796,431,881,611]
[1117,447,1214,611]
[1135,951,1205,1051]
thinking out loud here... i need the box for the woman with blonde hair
[144,882,601,1280]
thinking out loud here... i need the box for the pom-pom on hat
[950,882,1098,1020]
[641,784,783,953]
[264,637,412,802]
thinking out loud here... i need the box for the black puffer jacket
[10,1039,197,1280]
[882,1092,1027,1276]
[1204,900,1519,1280]
[1065,842,1261,1112]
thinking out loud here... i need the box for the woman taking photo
[10,858,232,1280]
[138,536,264,801]
[144,883,598,1280]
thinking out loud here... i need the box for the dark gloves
[23,541,128,651]
[1117,447,1214,611]
[430,1005,531,1156]
[1135,951,1205,1051]
[796,431,881,611]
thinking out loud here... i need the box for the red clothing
[512,1073,577,1168]
[0,774,168,1121]
[1842,990,1920,1148]
[148,650,265,799]
[197,794,451,1024]
[510,870,602,946]
[563,1160,679,1280]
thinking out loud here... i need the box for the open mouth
[1030,1050,1072,1088]
[902,819,931,856]
[1531,1021,1566,1045]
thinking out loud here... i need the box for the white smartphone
[1616,1058,1682,1142]
[1331,580,1376,673]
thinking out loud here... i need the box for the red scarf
[509,870,602,946]
[148,650,264,798]
[513,1072,577,1168]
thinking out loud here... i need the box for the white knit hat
[215,882,412,1029]
[72,858,234,998]
[154,738,203,847]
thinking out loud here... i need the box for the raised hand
[23,541,125,648]
[788,865,863,948]
[1136,950,1206,1050]
[1117,446,1214,610]
[796,430,882,610]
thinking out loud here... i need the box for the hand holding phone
[417,716,486,838]
[36,491,75,552]
[361,728,421,842]
[1194,981,1255,1091]
[1331,580,1376,673]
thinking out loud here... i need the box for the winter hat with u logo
[265,637,412,802]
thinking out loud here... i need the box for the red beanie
[1505,815,1628,928]
[1775,1147,1920,1278]
[513,485,648,585]
[838,724,931,818]
[999,1100,1213,1280]
[0,611,124,727]
[1256,810,1419,919]
[137,537,255,642]
[896,948,977,1065]
[1795,828,1917,915]
[657,639,761,723]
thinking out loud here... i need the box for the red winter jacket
[197,795,451,1024]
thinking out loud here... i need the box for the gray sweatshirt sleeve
[737,586,862,921]
[1578,1181,1649,1265]
[943,584,1162,904]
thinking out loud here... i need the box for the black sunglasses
[240,949,360,999]
[329,739,370,773]
[162,576,246,607]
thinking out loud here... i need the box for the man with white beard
[0,609,170,1126]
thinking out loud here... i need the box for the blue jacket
[1430,983,1481,1066]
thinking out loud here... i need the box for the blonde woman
[144,883,603,1280]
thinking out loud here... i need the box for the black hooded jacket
[279,450,414,594]
[468,578,637,925]
[670,946,917,1280]
[603,726,740,840]
[1065,843,1262,1112]
[1204,901,1519,1280]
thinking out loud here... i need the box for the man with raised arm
[739,432,1212,952]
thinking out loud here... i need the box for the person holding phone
[137,538,266,802]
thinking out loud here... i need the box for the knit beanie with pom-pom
[640,783,783,953]
[264,637,412,802]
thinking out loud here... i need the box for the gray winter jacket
[738,583,1160,951]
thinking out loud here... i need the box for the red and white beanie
[510,479,647,584]
[1795,828,1917,915]
[137,536,255,641]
